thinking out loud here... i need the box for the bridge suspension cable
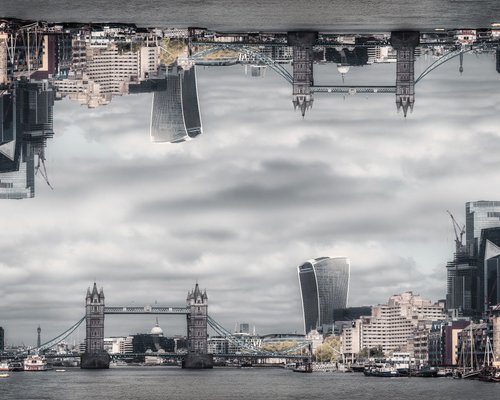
[207,316,310,357]
[189,44,293,84]
[31,316,85,353]
[415,47,476,84]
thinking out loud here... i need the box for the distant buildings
[298,257,350,334]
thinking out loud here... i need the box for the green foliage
[359,345,384,358]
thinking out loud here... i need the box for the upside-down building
[150,65,202,143]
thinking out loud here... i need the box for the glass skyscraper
[297,257,350,334]
[150,65,202,143]
[446,201,500,317]
[466,201,500,256]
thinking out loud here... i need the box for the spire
[91,282,99,296]
[86,287,91,298]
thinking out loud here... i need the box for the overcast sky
[1,53,499,346]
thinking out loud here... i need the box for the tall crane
[447,210,465,252]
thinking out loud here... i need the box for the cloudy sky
[1,53,499,346]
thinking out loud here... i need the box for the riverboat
[8,361,24,371]
[24,355,50,371]
[0,361,11,371]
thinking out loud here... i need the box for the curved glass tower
[297,257,350,334]
[150,65,202,143]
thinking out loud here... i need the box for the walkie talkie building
[297,257,350,334]
[150,65,202,143]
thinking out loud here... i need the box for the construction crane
[35,148,53,190]
[446,210,465,252]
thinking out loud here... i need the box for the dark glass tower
[297,257,350,334]
[150,66,202,143]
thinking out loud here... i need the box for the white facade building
[342,292,446,356]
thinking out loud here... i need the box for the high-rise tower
[0,326,4,352]
[150,65,202,143]
[81,282,109,369]
[297,257,350,334]
[186,283,208,354]
[288,32,317,117]
[37,325,41,348]
[183,283,213,368]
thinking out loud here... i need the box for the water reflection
[1,19,499,198]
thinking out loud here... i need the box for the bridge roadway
[311,85,396,93]
[191,40,459,48]
[17,353,308,360]
[104,306,189,315]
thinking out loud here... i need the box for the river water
[1,0,500,31]
[0,368,498,400]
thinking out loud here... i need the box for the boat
[415,366,438,377]
[8,361,24,371]
[24,355,50,371]
[0,362,11,371]
[0,373,9,378]
[364,364,400,377]
[55,369,66,372]
[292,362,313,373]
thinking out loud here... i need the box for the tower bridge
[188,31,482,118]
[83,282,211,369]
[5,282,311,369]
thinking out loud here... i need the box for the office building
[428,320,470,366]
[466,201,500,256]
[1,80,54,199]
[150,65,202,143]
[446,202,500,317]
[342,292,446,355]
[0,326,4,351]
[298,257,350,334]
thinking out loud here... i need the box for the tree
[314,335,342,362]
[359,345,384,358]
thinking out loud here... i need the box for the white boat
[0,373,9,378]
[55,369,66,372]
[0,361,11,371]
[24,355,50,371]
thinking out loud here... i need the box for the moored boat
[24,355,50,371]
[0,361,11,371]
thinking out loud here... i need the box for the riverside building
[342,292,446,356]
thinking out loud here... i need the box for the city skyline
[1,27,500,344]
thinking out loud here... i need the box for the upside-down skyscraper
[297,257,350,334]
[150,65,202,143]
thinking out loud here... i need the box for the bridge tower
[288,32,318,117]
[391,31,419,118]
[81,283,110,369]
[183,283,213,368]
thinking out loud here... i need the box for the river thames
[1,368,499,400]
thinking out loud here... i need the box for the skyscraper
[297,257,350,334]
[446,201,500,317]
[150,65,202,143]
[466,201,500,256]
[0,80,54,199]
[0,326,4,352]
